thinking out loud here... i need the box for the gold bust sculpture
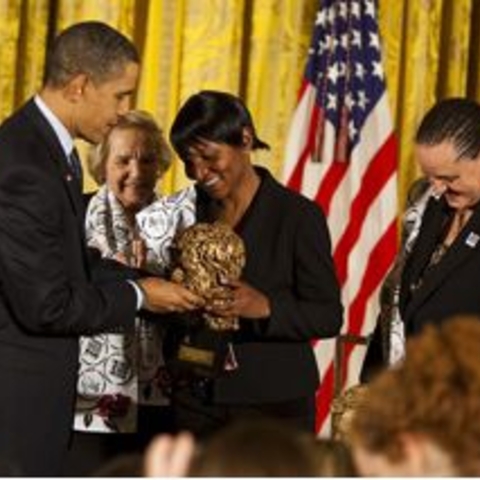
[170,222,246,331]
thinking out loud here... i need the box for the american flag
[283,0,398,435]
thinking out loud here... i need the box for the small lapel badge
[65,174,73,182]
[465,232,480,248]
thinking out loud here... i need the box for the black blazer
[400,195,480,335]
[0,99,138,475]
[196,168,343,404]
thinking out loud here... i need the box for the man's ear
[64,74,89,102]
[241,128,253,150]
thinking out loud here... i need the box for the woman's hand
[206,278,271,320]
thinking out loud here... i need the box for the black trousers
[171,380,316,439]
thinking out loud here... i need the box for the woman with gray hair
[66,110,174,475]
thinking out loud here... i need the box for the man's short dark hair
[44,21,139,87]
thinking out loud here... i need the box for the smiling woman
[399,98,480,338]
[65,110,175,475]
[139,90,343,438]
[88,110,172,221]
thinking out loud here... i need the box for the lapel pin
[465,232,480,248]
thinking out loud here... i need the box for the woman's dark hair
[170,90,270,160]
[415,98,480,160]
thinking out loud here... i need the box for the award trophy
[169,222,246,378]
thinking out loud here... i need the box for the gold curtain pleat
[382,0,444,209]
[378,0,405,132]
[437,0,472,98]
[0,0,49,120]
[139,0,246,195]
[0,1,23,120]
[136,0,186,195]
[246,0,316,178]
[56,0,135,34]
[467,1,480,99]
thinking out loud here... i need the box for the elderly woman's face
[105,127,159,213]
[416,141,480,211]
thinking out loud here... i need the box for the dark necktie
[69,147,83,186]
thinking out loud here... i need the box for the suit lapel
[403,198,480,320]
[401,197,446,295]
[23,100,89,275]
[23,100,84,218]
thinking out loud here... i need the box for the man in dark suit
[0,22,202,476]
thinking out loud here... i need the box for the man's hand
[138,277,204,314]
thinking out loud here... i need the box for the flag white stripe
[283,84,317,181]
[327,93,393,247]
[340,174,397,316]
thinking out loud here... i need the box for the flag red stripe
[315,160,349,216]
[339,220,398,386]
[315,361,335,432]
[333,134,397,285]
[348,220,398,335]
[315,219,397,430]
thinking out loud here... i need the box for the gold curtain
[1,0,480,206]
[0,0,49,121]
[246,0,317,177]
[138,0,246,193]
[380,0,474,208]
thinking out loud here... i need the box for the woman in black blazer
[161,90,343,436]
[399,98,480,336]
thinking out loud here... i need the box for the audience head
[42,22,140,144]
[189,417,319,477]
[88,110,171,215]
[415,98,480,210]
[349,316,480,476]
[311,438,358,476]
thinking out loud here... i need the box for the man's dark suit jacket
[0,99,138,475]
[400,195,480,335]
[196,168,343,405]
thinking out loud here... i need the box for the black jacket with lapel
[400,195,480,335]
[196,168,343,404]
